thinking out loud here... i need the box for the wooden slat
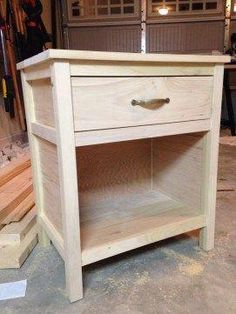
[70,62,214,77]
[0,207,36,245]
[217,180,235,192]
[75,119,211,147]
[0,224,38,269]
[17,49,230,70]
[24,62,51,81]
[31,122,57,144]
[0,167,33,223]
[0,155,31,188]
[2,192,35,225]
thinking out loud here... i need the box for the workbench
[17,50,230,302]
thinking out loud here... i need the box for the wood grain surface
[72,76,213,131]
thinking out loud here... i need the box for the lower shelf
[80,191,206,266]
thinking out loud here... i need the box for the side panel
[20,71,63,252]
[31,79,55,127]
[77,139,152,221]
[38,139,63,235]
[152,133,205,212]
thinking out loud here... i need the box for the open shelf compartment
[76,132,207,266]
[80,190,205,266]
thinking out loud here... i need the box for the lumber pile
[0,154,38,268]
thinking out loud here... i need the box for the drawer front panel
[72,77,213,131]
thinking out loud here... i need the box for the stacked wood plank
[0,154,38,268]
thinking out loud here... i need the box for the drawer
[71,77,213,131]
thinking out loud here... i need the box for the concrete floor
[0,144,235,314]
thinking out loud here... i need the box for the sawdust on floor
[163,248,205,277]
[135,271,150,286]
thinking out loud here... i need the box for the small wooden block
[0,206,37,245]
[2,192,35,225]
[0,224,38,269]
[0,167,33,223]
[0,155,31,188]
[217,181,235,192]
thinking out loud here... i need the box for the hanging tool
[6,0,26,61]
[0,15,15,118]
[22,0,52,59]
[0,1,26,129]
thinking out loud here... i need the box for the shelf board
[80,191,206,266]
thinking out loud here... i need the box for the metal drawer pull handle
[131,98,170,109]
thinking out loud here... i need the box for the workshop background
[1,0,236,143]
[0,2,235,313]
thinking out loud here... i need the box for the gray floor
[0,144,235,314]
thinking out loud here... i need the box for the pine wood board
[80,191,205,266]
[2,192,35,225]
[72,77,212,132]
[0,207,37,245]
[0,224,38,269]
[217,180,235,192]
[0,155,31,188]
[0,167,33,224]
[17,49,231,71]
[153,134,204,211]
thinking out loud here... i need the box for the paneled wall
[146,20,225,53]
[65,0,226,54]
[67,20,224,54]
[68,25,141,52]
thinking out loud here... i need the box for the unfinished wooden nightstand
[17,50,230,302]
